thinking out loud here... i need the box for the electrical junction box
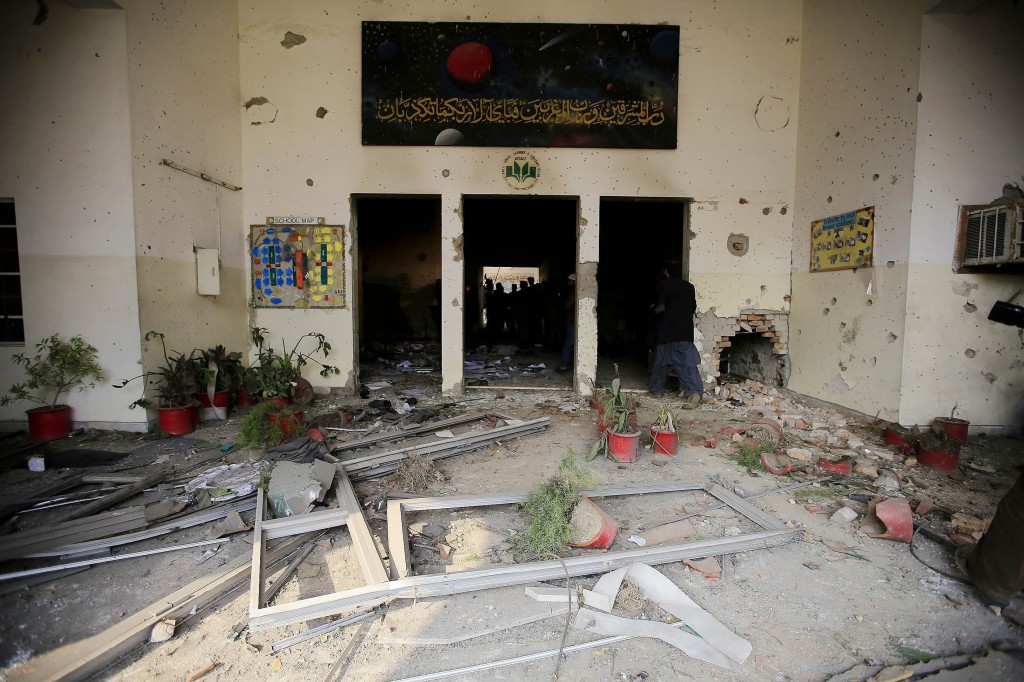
[196,248,220,295]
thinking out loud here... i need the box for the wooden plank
[250,488,267,612]
[705,483,785,530]
[262,508,349,540]
[8,533,313,682]
[0,472,84,519]
[330,412,494,452]
[0,538,228,582]
[57,470,168,522]
[25,499,258,559]
[0,507,147,559]
[80,474,147,484]
[386,499,409,580]
[333,463,389,586]
[249,528,798,631]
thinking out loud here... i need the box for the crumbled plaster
[754,95,790,131]
[451,297,459,307]
[951,279,978,297]
[243,96,277,126]
[281,31,307,49]
[981,371,998,384]
[451,234,463,262]
[824,373,852,393]
[963,302,977,313]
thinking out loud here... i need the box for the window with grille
[954,202,1024,272]
[0,199,24,344]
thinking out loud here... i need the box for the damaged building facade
[1,0,1022,431]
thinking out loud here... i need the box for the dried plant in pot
[1,334,103,441]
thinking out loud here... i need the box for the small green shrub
[516,451,596,560]
[237,402,304,446]
[736,443,771,469]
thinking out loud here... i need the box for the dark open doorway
[597,198,689,390]
[462,196,578,389]
[354,195,442,388]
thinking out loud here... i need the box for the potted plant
[588,378,641,463]
[1,334,103,441]
[249,327,340,403]
[238,401,305,446]
[650,404,679,456]
[114,332,201,435]
[194,345,244,417]
[917,423,962,471]
[933,404,969,444]
[515,451,613,559]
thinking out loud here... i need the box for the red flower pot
[918,446,960,471]
[233,388,256,406]
[267,409,304,439]
[567,496,618,549]
[650,427,678,456]
[933,417,969,444]
[158,405,196,436]
[266,396,292,407]
[607,429,640,463]
[26,405,72,442]
[196,390,230,421]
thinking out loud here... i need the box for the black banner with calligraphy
[362,21,679,149]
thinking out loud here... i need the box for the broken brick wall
[697,310,789,390]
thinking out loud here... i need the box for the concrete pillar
[576,195,600,396]
[440,193,464,394]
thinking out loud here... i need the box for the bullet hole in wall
[830,297,837,305]
[780,206,788,215]
[834,131,840,137]
[965,348,976,358]
[873,174,880,181]
[823,308,830,316]
[727,233,749,257]
[964,302,977,313]
[316,107,328,118]
[762,207,771,215]
[281,31,307,49]
[739,198,748,204]
[916,92,923,102]
[306,178,314,186]
[760,284,767,292]
[827,196,833,203]
[442,169,450,177]
[887,261,895,268]
[887,332,898,343]
[982,371,997,384]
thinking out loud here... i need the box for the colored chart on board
[250,222,346,308]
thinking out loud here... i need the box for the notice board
[810,206,874,272]
[250,221,345,308]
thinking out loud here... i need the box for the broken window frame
[249,479,798,632]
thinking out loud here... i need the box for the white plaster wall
[787,0,928,419]
[0,2,144,426]
[122,0,249,393]
[900,2,1024,428]
[239,0,802,391]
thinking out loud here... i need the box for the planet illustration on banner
[445,41,494,90]
[435,128,466,145]
[649,29,679,61]
[376,40,398,62]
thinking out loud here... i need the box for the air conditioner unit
[955,202,1024,270]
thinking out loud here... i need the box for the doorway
[597,198,689,390]
[462,196,578,389]
[354,195,442,388]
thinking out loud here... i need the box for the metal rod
[262,541,315,606]
[637,477,833,531]
[0,538,229,582]
[391,623,688,682]
[271,609,375,652]
[160,158,241,191]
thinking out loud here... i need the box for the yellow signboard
[810,206,874,272]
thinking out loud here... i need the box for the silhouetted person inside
[557,273,576,373]
[649,261,703,403]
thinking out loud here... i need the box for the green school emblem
[503,151,540,190]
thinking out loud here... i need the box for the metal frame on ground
[248,480,798,631]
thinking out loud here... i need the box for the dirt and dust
[0,378,1022,681]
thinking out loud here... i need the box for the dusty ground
[0,374,1022,682]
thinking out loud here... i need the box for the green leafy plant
[114,331,200,408]
[1,334,103,408]
[652,404,678,432]
[237,401,306,446]
[516,450,596,560]
[737,443,772,469]
[588,378,639,461]
[249,327,340,399]
[195,345,245,393]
